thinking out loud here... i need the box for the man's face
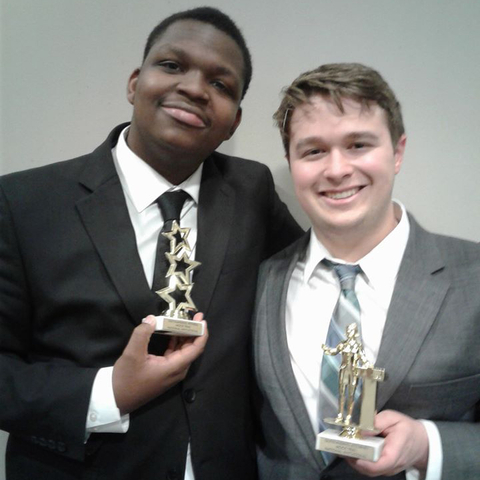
[288,94,405,247]
[127,20,244,182]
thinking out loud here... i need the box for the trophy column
[316,323,385,461]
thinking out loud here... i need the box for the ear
[225,107,242,140]
[127,69,141,105]
[393,134,406,174]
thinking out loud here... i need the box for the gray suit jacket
[253,214,480,480]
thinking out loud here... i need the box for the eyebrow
[293,136,325,152]
[295,131,379,146]
[344,132,380,142]
[154,44,239,80]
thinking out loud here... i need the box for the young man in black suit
[0,7,302,479]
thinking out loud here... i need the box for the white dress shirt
[286,202,442,480]
[86,126,200,480]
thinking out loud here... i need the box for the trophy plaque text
[316,323,385,462]
[154,220,204,337]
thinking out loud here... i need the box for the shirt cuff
[405,419,443,480]
[86,366,129,434]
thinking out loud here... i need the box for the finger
[168,322,208,365]
[374,410,402,432]
[164,335,179,355]
[194,320,208,346]
[123,315,156,357]
[179,319,209,349]
[347,425,407,476]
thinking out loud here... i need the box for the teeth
[324,188,359,200]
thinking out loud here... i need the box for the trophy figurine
[154,220,204,336]
[316,323,385,461]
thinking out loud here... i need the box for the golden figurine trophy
[154,220,204,336]
[316,323,385,461]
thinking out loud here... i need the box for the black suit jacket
[0,124,303,480]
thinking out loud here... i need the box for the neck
[146,159,200,185]
[316,232,383,263]
[314,204,401,262]
[125,129,204,185]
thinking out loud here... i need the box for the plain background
[1,0,479,476]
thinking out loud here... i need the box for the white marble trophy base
[316,429,384,462]
[154,316,205,336]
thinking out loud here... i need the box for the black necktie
[152,190,190,294]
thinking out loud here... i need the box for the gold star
[162,220,191,254]
[165,252,201,284]
[156,277,197,319]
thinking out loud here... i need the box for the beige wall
[1,0,480,477]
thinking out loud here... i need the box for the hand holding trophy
[316,323,385,461]
[154,220,204,336]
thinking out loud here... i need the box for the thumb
[123,315,156,356]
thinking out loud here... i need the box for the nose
[323,149,353,182]
[176,71,209,102]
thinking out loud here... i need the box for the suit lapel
[267,234,325,470]
[193,156,235,316]
[76,125,156,326]
[376,215,449,409]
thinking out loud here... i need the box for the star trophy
[316,323,385,462]
[154,220,204,337]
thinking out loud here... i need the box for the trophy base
[316,429,384,462]
[154,316,205,337]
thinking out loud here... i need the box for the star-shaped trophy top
[155,219,201,320]
[156,277,196,319]
[162,220,191,254]
[165,252,201,284]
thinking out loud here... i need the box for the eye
[157,60,181,72]
[211,79,236,98]
[211,80,227,91]
[303,148,326,159]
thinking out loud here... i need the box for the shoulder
[259,233,309,278]
[0,156,89,211]
[0,124,123,202]
[408,213,480,273]
[431,234,480,275]
[206,151,272,182]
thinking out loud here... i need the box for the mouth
[162,102,208,129]
[321,187,363,200]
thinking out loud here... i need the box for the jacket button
[183,389,196,403]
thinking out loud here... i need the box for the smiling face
[288,94,406,259]
[126,20,244,184]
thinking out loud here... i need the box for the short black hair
[143,7,252,100]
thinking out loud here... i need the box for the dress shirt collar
[113,126,203,213]
[303,201,410,288]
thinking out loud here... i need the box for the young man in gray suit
[253,63,480,480]
[0,7,302,480]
